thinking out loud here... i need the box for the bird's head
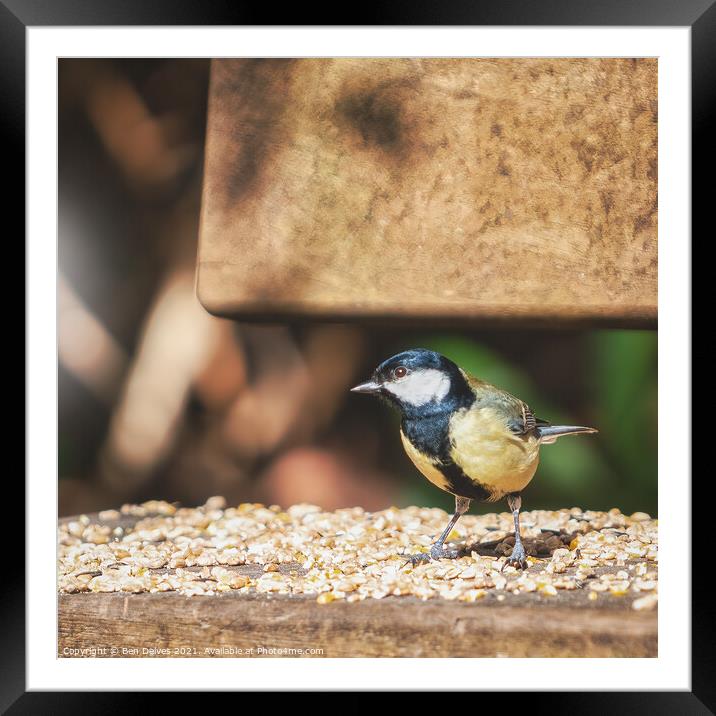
[350,349,470,417]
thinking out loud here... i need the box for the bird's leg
[502,492,528,570]
[403,496,471,565]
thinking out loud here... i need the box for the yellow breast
[448,406,540,499]
[399,429,450,492]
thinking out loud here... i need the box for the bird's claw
[501,542,529,571]
[400,544,460,568]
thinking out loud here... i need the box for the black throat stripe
[402,403,493,503]
[436,461,493,502]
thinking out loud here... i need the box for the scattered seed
[632,593,658,611]
[58,500,658,603]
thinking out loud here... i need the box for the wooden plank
[59,591,656,658]
[197,58,657,323]
[58,505,658,658]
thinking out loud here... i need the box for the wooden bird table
[197,58,657,325]
[58,501,658,658]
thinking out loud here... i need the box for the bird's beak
[350,380,382,394]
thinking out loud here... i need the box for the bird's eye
[394,366,408,379]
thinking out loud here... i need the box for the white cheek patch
[385,368,451,406]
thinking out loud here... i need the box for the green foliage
[589,330,658,512]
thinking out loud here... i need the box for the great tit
[351,348,597,569]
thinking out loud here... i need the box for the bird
[350,348,597,569]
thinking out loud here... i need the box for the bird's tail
[537,425,598,444]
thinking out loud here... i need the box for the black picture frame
[6,1,704,711]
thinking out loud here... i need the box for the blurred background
[58,59,657,518]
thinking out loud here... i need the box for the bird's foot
[401,543,460,568]
[501,541,528,571]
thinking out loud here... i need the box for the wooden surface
[59,589,656,658]
[58,506,657,658]
[197,58,657,324]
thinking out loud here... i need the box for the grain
[58,498,658,608]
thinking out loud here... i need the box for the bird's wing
[509,403,550,436]
[460,369,548,436]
